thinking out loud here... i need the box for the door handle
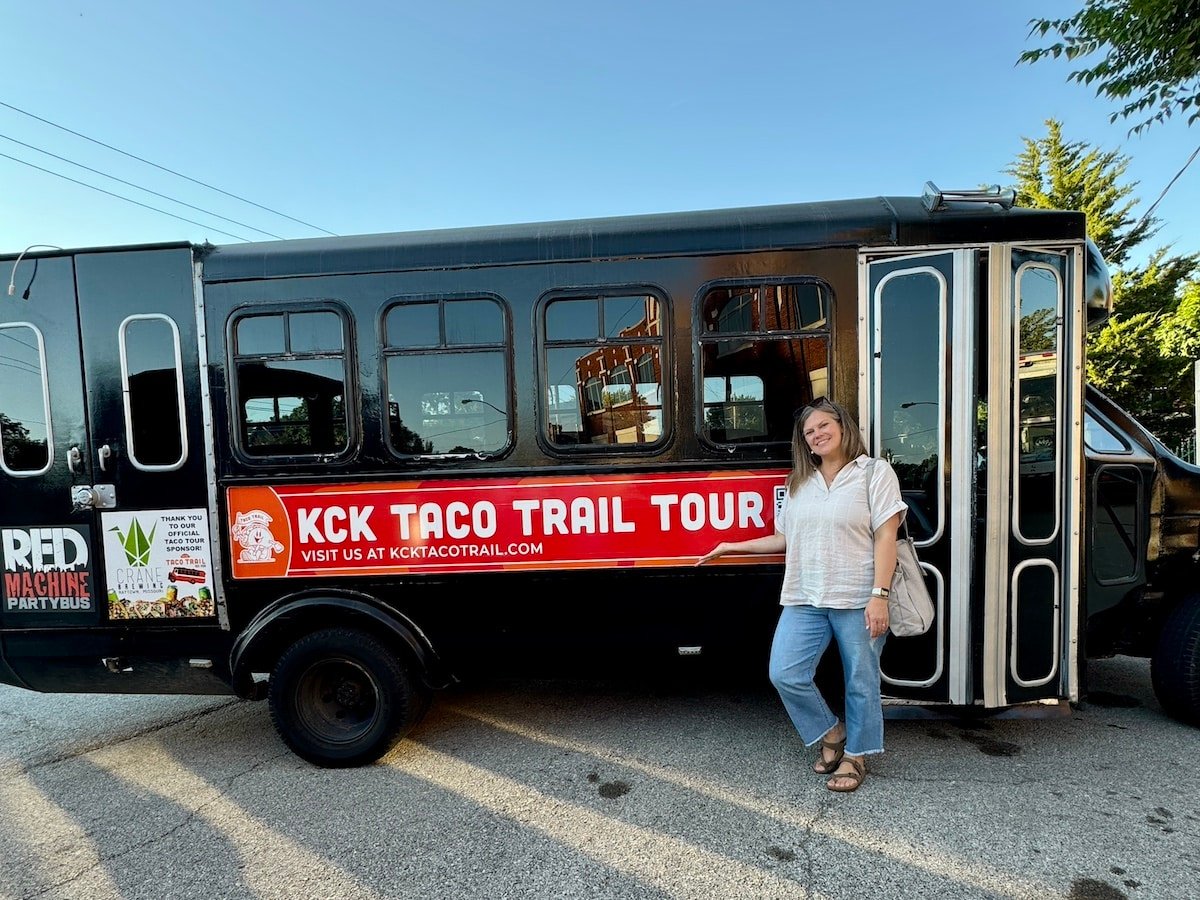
[97,444,112,471]
[67,445,82,474]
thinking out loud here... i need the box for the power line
[0,132,285,240]
[1110,142,1200,262]
[0,151,251,241]
[0,99,337,237]
[1139,143,1200,230]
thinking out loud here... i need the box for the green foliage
[1006,119,1155,267]
[1020,307,1059,352]
[1020,0,1200,135]
[1157,280,1200,358]
[0,412,46,470]
[1090,254,1199,449]
[1006,119,1200,449]
[1110,248,1200,317]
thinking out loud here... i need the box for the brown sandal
[826,756,865,793]
[812,733,846,774]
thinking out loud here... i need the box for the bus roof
[199,195,1085,283]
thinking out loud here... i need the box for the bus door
[0,247,224,692]
[864,246,1082,709]
[982,245,1082,708]
[863,250,972,704]
[1,252,96,686]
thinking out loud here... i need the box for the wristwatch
[870,587,890,599]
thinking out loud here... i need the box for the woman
[697,397,906,792]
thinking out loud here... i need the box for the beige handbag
[865,459,935,638]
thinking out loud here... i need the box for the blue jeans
[768,604,886,757]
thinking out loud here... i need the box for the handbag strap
[864,457,910,540]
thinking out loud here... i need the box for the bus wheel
[268,627,424,767]
[1151,593,1200,727]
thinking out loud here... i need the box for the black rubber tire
[1150,594,1200,727]
[268,627,426,767]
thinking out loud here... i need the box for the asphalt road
[0,655,1196,900]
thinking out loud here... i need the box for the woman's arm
[695,533,786,566]
[872,512,901,589]
[866,511,902,638]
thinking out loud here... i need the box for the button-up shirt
[775,455,908,609]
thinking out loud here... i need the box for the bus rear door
[1,252,98,687]
[0,247,227,693]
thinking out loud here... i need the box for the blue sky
[2,1,1197,269]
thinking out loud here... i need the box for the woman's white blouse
[775,455,908,609]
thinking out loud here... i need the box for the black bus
[2,182,1198,766]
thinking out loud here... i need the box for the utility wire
[0,99,337,237]
[0,151,250,242]
[1109,142,1200,263]
[0,132,284,240]
[1139,143,1200,231]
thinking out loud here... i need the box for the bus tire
[1151,593,1200,727]
[268,626,424,767]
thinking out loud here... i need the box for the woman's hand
[865,596,889,638]
[696,534,783,565]
[695,543,729,566]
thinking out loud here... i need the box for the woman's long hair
[786,397,867,494]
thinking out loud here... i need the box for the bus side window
[540,291,666,450]
[232,308,351,459]
[121,314,186,471]
[0,322,52,475]
[698,281,831,445]
[383,297,511,457]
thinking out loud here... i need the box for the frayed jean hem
[804,722,843,749]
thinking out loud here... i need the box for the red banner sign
[227,470,787,578]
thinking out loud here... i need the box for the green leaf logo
[109,519,156,566]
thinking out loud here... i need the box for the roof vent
[922,182,1015,212]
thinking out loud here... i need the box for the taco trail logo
[232,510,285,563]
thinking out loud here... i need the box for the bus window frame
[1012,260,1064,547]
[1090,462,1144,586]
[694,275,834,452]
[226,299,357,466]
[380,292,515,461]
[119,312,188,473]
[535,284,671,457]
[0,320,54,477]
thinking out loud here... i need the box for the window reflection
[122,315,185,469]
[240,360,347,456]
[234,309,349,457]
[1092,466,1140,583]
[385,297,510,456]
[698,282,830,445]
[542,293,664,448]
[1084,411,1128,454]
[877,269,943,542]
[1015,264,1062,543]
[387,353,508,454]
[0,323,51,473]
[385,302,440,348]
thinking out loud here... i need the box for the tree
[0,412,47,471]
[1006,119,1155,267]
[1095,252,1200,446]
[1020,0,1200,135]
[1005,120,1200,447]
